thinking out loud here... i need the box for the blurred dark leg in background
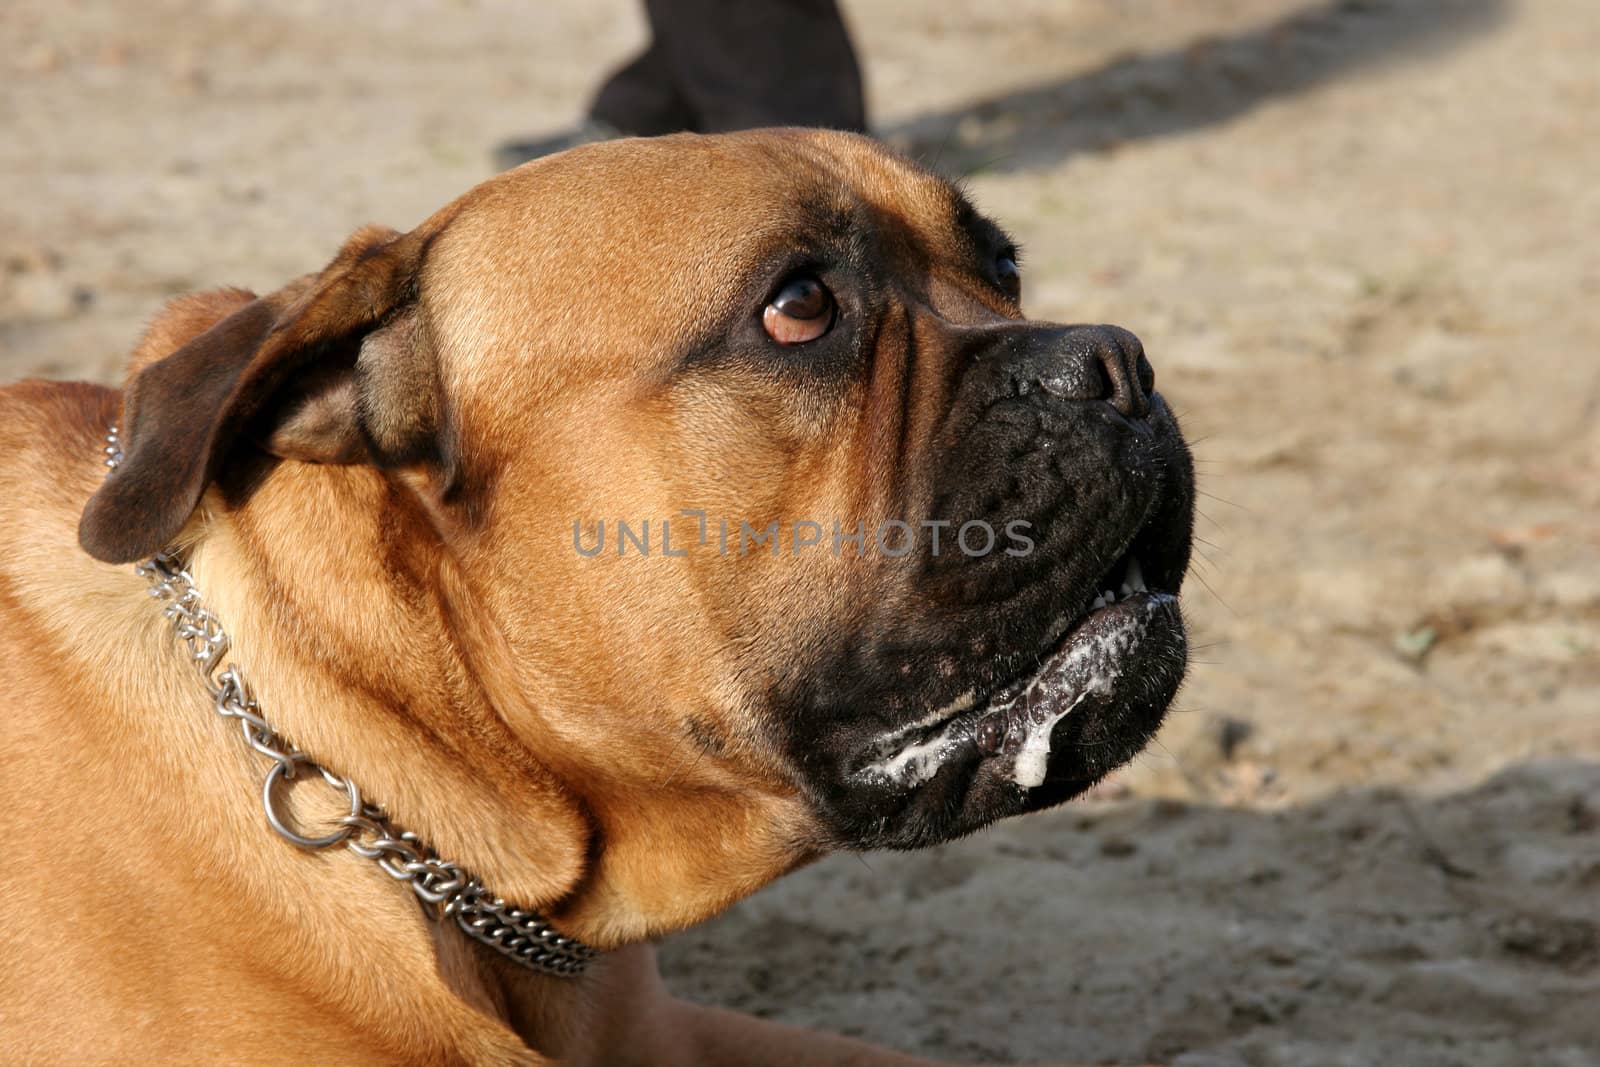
[496,0,866,168]
[587,36,697,137]
[596,0,866,134]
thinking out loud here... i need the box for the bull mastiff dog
[0,129,1193,1064]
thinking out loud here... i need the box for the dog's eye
[995,253,1021,299]
[763,276,835,345]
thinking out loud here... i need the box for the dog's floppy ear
[79,224,438,564]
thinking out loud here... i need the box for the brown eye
[763,276,835,345]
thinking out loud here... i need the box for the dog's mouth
[851,540,1186,804]
[789,381,1196,849]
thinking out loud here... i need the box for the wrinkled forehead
[417,131,978,381]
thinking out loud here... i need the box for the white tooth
[1119,583,1133,598]
[1125,556,1147,593]
[1092,594,1107,609]
[1105,589,1117,602]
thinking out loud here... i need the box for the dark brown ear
[123,287,261,380]
[79,224,438,564]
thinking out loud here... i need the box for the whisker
[1144,738,1180,765]
[917,123,960,174]
[959,150,1021,181]
[1196,489,1250,512]
[1186,564,1235,616]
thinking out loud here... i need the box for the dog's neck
[127,437,816,961]
[171,457,599,924]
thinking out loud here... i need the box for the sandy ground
[4,1,1597,1064]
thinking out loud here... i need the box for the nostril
[1099,354,1135,417]
[1039,324,1152,420]
[1102,326,1151,420]
[1136,354,1155,398]
[1104,350,1151,420]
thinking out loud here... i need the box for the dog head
[81,130,1193,937]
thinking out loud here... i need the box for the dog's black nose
[1038,325,1154,420]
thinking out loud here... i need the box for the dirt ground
[4,1,1597,1064]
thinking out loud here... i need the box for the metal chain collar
[104,426,597,978]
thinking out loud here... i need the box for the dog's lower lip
[964,549,1156,725]
[883,555,1154,754]
[856,575,1177,791]
[972,591,1164,758]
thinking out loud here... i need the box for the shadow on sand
[886,0,1508,175]
[664,758,1599,1065]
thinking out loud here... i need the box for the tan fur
[0,131,1094,1065]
